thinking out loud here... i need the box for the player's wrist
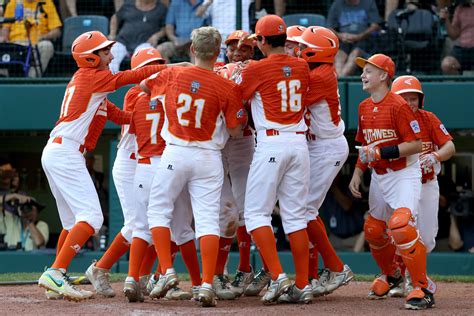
[432,151,441,162]
[379,145,400,160]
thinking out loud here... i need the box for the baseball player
[240,15,311,304]
[284,25,306,57]
[349,54,435,310]
[37,31,169,301]
[212,31,256,300]
[279,26,353,301]
[388,75,455,297]
[141,26,246,307]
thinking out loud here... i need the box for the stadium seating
[61,15,109,53]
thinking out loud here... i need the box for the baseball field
[1,274,473,315]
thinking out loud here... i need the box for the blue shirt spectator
[166,0,206,40]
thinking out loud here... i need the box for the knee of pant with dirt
[364,215,390,248]
[387,208,420,249]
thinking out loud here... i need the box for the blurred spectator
[108,0,167,73]
[0,159,48,251]
[197,0,253,62]
[255,0,286,17]
[0,0,62,77]
[59,0,115,19]
[382,0,437,20]
[327,0,382,76]
[440,0,474,75]
[319,172,366,251]
[0,0,4,17]
[157,0,208,62]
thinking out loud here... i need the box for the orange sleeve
[428,112,453,147]
[394,102,420,143]
[223,83,247,129]
[106,100,132,125]
[239,61,260,101]
[355,104,366,144]
[144,68,169,98]
[356,157,368,172]
[94,65,166,92]
[304,72,325,107]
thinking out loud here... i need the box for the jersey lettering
[146,113,161,144]
[277,79,301,112]
[177,93,206,128]
[59,86,76,118]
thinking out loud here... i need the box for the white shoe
[149,268,178,299]
[45,290,62,300]
[278,284,313,304]
[123,276,144,303]
[244,268,271,296]
[261,273,291,304]
[79,288,94,299]
[146,274,158,296]
[191,285,200,301]
[230,268,254,296]
[85,261,115,297]
[198,282,217,307]
[165,286,193,300]
[213,274,236,300]
[311,269,330,297]
[139,274,150,296]
[325,264,354,293]
[38,268,85,301]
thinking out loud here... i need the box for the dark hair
[262,34,287,48]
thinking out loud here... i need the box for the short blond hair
[191,26,222,60]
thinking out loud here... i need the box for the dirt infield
[1,281,473,315]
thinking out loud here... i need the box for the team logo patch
[440,124,449,135]
[236,109,245,119]
[283,66,291,77]
[190,81,200,93]
[278,24,284,32]
[149,99,157,110]
[410,120,421,133]
[373,106,378,112]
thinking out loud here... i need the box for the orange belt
[138,157,151,164]
[53,137,86,154]
[265,129,305,136]
[130,152,136,160]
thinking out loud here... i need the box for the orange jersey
[49,65,165,146]
[239,54,310,132]
[304,64,344,138]
[355,92,421,173]
[84,99,131,151]
[129,87,166,158]
[117,86,143,152]
[144,66,246,150]
[415,109,453,181]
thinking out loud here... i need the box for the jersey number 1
[59,86,76,118]
[177,93,205,128]
[277,80,301,112]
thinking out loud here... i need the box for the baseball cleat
[45,290,62,300]
[149,268,178,299]
[261,273,291,304]
[388,283,405,298]
[367,272,403,300]
[404,287,435,310]
[85,261,115,297]
[123,276,144,303]
[213,274,236,300]
[165,286,193,300]
[146,274,158,296]
[325,264,354,293]
[198,283,217,307]
[244,268,271,296]
[139,274,150,296]
[278,284,313,304]
[38,268,85,301]
[191,285,201,301]
[230,268,254,296]
[78,288,95,299]
[311,269,330,297]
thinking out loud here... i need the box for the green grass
[1,273,474,284]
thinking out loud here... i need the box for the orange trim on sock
[179,240,202,286]
[151,227,172,275]
[52,222,94,270]
[307,218,343,272]
[56,229,69,256]
[200,235,219,284]
[128,237,149,281]
[96,232,130,270]
[251,226,283,280]
[288,229,310,288]
[139,245,157,277]
[237,226,252,272]
[215,237,233,275]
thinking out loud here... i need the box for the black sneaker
[405,287,435,310]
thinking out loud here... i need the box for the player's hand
[349,174,362,199]
[147,34,159,47]
[357,146,381,164]
[420,152,441,169]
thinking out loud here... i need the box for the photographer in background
[1,159,49,251]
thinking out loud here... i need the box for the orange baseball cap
[225,30,255,47]
[249,14,286,39]
[355,54,395,78]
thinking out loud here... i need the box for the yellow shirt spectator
[4,0,62,45]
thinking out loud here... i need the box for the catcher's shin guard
[388,208,428,289]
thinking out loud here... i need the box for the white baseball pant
[41,137,103,232]
[417,179,439,252]
[244,133,309,234]
[148,145,223,239]
[306,135,349,221]
[219,174,239,238]
[112,147,137,243]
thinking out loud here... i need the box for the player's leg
[187,148,224,307]
[417,180,440,253]
[276,140,312,304]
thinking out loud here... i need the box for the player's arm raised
[106,99,132,125]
